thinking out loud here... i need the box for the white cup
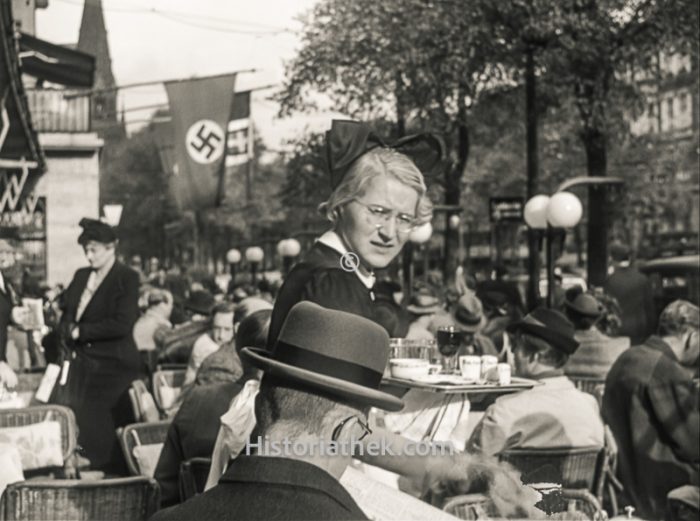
[459,355,481,381]
[481,355,498,381]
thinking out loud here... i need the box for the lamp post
[226,248,241,287]
[102,204,123,227]
[524,192,582,308]
[245,246,264,285]
[276,238,301,276]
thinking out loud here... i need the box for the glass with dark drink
[436,326,464,373]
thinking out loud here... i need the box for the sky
[35,0,339,151]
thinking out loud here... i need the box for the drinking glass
[436,326,464,374]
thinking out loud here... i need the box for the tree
[277,0,509,275]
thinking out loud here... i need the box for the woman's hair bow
[325,119,444,190]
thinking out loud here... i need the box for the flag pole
[63,68,258,99]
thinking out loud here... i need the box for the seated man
[183,302,236,386]
[154,309,271,508]
[150,301,404,521]
[603,300,700,520]
[466,308,604,456]
[563,292,629,379]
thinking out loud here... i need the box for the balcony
[26,88,91,133]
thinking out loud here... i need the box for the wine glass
[436,326,464,374]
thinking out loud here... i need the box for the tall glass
[436,326,464,374]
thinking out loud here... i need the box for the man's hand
[0,361,18,389]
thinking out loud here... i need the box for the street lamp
[245,246,264,284]
[103,204,123,227]
[226,248,241,286]
[524,192,583,308]
[277,238,301,276]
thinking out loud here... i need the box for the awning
[19,32,95,88]
[1,1,46,208]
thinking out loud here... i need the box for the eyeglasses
[353,200,416,233]
[331,415,373,442]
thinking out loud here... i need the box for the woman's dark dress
[57,261,142,474]
[268,242,382,348]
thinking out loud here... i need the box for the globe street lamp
[277,238,301,276]
[245,246,264,285]
[524,192,582,308]
[226,248,241,287]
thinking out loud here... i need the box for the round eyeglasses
[331,415,373,442]
[353,200,416,233]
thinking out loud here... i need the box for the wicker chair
[499,446,605,492]
[0,405,78,477]
[569,376,606,408]
[152,369,186,414]
[0,477,160,521]
[178,457,212,502]
[117,420,171,476]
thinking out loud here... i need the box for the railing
[26,88,91,133]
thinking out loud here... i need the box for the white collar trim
[317,230,376,290]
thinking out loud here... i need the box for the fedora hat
[241,301,404,411]
[184,290,215,316]
[453,292,486,333]
[564,293,603,318]
[507,307,579,355]
[407,289,441,315]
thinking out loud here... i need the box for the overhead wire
[53,0,295,35]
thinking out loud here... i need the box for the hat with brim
[184,290,215,316]
[241,301,403,412]
[407,293,441,315]
[507,307,579,355]
[564,293,603,319]
[453,293,486,333]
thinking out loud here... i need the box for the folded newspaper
[340,466,461,521]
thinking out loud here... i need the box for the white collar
[316,230,376,289]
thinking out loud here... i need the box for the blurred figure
[154,309,272,508]
[563,292,629,379]
[466,308,604,456]
[450,292,498,356]
[405,286,444,341]
[373,279,409,338]
[604,242,656,344]
[0,239,20,388]
[603,300,699,520]
[480,290,516,358]
[130,254,146,284]
[133,289,173,376]
[183,302,236,386]
[157,290,215,364]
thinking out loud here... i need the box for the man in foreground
[150,301,404,520]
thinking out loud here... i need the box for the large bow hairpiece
[325,120,444,190]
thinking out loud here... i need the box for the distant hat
[659,300,700,333]
[507,307,579,355]
[407,289,441,315]
[609,242,630,262]
[235,297,273,323]
[564,293,603,318]
[453,292,486,332]
[479,290,509,316]
[184,290,215,316]
[147,289,171,307]
[77,218,117,245]
[241,301,404,411]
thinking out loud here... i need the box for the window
[667,97,674,120]
[679,93,688,113]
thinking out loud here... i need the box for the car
[638,254,700,314]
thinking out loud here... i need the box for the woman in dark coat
[268,120,438,346]
[55,218,142,474]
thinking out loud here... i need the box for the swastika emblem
[185,119,225,165]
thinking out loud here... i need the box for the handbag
[48,335,94,412]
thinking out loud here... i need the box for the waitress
[55,218,141,474]
[268,119,436,345]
